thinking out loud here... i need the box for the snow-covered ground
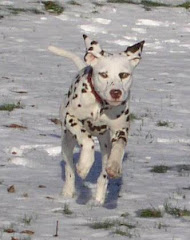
[0,0,190,239]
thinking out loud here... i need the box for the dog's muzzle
[109,89,122,100]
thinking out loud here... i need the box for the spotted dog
[48,35,144,204]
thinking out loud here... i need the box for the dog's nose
[110,89,122,99]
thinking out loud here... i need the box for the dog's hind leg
[95,132,111,204]
[61,129,76,198]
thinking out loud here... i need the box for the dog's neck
[86,67,104,105]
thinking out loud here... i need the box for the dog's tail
[48,46,86,70]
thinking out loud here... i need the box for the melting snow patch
[124,36,138,41]
[79,25,107,34]
[136,19,167,27]
[107,39,132,46]
[0,1,13,5]
[92,18,111,25]
[45,146,61,156]
[132,28,147,34]
[180,44,190,49]
[164,39,180,44]
[56,15,69,21]
[157,138,190,144]
[10,157,34,168]
[41,17,47,21]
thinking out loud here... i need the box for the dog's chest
[63,70,130,135]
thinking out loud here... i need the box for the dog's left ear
[124,41,145,68]
[83,35,105,66]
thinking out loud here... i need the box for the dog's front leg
[106,129,128,178]
[96,132,111,204]
[65,113,95,179]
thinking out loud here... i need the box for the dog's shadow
[60,150,124,209]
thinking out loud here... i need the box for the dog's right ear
[83,35,105,66]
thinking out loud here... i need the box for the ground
[0,0,190,240]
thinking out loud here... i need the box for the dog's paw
[76,163,89,179]
[61,187,75,198]
[106,162,122,179]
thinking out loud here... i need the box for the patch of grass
[113,228,132,237]
[120,212,130,218]
[42,1,64,14]
[130,113,140,121]
[175,164,190,173]
[89,219,136,230]
[89,220,115,229]
[108,0,169,7]
[0,102,23,112]
[137,208,162,218]
[150,165,170,173]
[177,2,190,9]
[63,203,73,215]
[141,0,169,7]
[21,214,35,225]
[157,222,168,230]
[108,0,135,3]
[156,120,170,127]
[7,7,44,15]
[93,1,105,6]
[164,204,190,217]
[68,0,81,5]
[182,186,190,190]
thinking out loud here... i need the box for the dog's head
[83,35,145,106]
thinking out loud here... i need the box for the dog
[48,35,144,204]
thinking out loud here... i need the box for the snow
[0,0,190,240]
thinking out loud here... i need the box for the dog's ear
[83,35,105,66]
[124,41,145,68]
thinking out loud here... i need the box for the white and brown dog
[49,35,144,204]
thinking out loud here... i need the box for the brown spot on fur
[82,83,88,89]
[68,90,71,97]
[83,34,87,40]
[82,89,87,93]
[125,109,129,115]
[119,136,127,142]
[65,102,69,107]
[91,41,98,45]
[100,50,104,56]
[73,94,78,99]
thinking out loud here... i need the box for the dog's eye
[119,72,130,79]
[99,72,108,78]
